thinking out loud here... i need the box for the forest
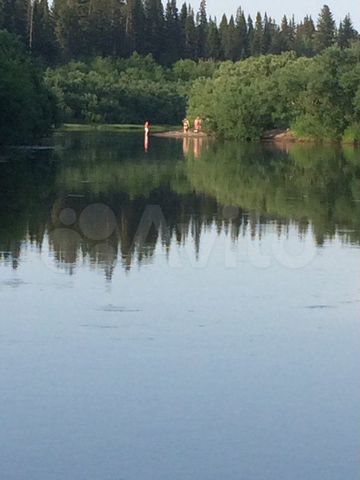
[0,1,359,143]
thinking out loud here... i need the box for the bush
[187,46,360,141]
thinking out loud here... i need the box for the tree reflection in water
[0,132,359,279]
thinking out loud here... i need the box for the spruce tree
[14,0,30,43]
[206,17,221,59]
[246,14,254,56]
[219,14,228,60]
[236,8,248,59]
[279,15,295,52]
[144,0,164,60]
[32,0,58,62]
[184,7,197,59]
[295,15,315,56]
[196,0,207,58]
[252,12,263,56]
[314,4,335,52]
[179,2,187,57]
[163,0,181,64]
[262,13,273,54]
[126,0,145,54]
[53,0,91,59]
[109,0,127,57]
[338,14,357,49]
[225,15,237,60]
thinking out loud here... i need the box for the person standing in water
[144,121,150,152]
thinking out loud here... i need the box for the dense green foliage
[0,2,359,138]
[0,1,358,64]
[45,54,218,123]
[0,30,57,145]
[188,45,360,141]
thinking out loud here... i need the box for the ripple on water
[96,304,141,313]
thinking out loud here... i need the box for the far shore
[56,124,359,146]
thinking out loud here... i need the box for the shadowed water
[0,132,359,480]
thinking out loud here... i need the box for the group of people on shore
[145,117,203,135]
[183,116,202,134]
[143,116,203,151]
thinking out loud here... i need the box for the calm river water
[0,132,359,480]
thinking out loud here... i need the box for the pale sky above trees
[206,0,360,28]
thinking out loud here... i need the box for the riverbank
[152,130,210,139]
[59,124,174,133]
[262,128,360,145]
[57,124,359,146]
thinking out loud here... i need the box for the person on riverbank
[194,116,202,133]
[183,118,190,134]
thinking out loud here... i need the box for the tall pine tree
[196,0,207,58]
[126,0,145,54]
[338,14,357,49]
[184,6,197,59]
[252,12,263,56]
[236,8,248,59]
[144,0,164,60]
[32,0,57,62]
[163,0,181,64]
[314,4,335,52]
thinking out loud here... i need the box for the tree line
[0,1,358,65]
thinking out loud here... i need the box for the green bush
[187,46,360,141]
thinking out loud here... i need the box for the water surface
[0,132,359,480]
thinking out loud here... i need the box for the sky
[205,0,360,28]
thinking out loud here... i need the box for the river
[0,131,359,480]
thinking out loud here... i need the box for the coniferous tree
[144,0,164,60]
[32,0,58,62]
[269,24,282,54]
[196,0,207,58]
[236,8,247,59]
[314,4,335,52]
[163,0,181,64]
[53,0,91,59]
[184,7,197,59]
[279,15,294,52]
[252,12,263,55]
[179,2,187,57]
[225,15,237,60]
[338,14,357,49]
[246,14,254,56]
[295,15,315,56]
[109,0,127,57]
[206,17,221,59]
[1,0,15,33]
[16,0,30,42]
[126,0,145,54]
[219,14,228,60]
[262,13,273,54]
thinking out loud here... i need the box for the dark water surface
[0,132,359,480]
